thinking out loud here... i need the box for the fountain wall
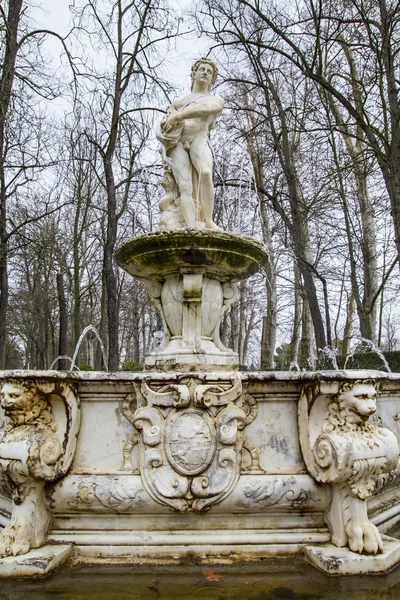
[0,369,400,576]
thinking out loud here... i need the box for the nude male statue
[157,57,224,230]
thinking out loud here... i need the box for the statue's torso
[173,93,221,142]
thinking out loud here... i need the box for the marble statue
[0,380,80,558]
[157,57,224,230]
[299,379,399,556]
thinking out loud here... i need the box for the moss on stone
[115,230,268,281]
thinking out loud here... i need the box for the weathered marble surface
[299,378,399,555]
[0,379,80,559]
[304,536,400,575]
[0,544,72,578]
[115,231,268,369]
[0,370,399,576]
[157,58,223,231]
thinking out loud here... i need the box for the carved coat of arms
[123,374,256,512]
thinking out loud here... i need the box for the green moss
[115,230,268,281]
[121,360,142,371]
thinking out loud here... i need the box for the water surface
[2,559,400,600]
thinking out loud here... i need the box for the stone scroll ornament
[0,379,80,557]
[122,374,257,512]
[299,379,399,555]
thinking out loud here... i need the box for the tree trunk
[132,302,140,363]
[73,188,81,353]
[300,294,313,370]
[238,281,246,365]
[245,131,277,369]
[258,195,277,369]
[266,76,327,351]
[0,0,24,368]
[95,274,108,370]
[57,273,68,370]
[230,303,239,355]
[290,262,302,366]
[103,156,119,371]
[37,320,46,370]
[342,294,355,358]
[327,80,378,343]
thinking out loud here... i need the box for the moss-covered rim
[115,229,268,266]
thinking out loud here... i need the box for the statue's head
[0,381,50,427]
[337,379,377,426]
[191,57,218,91]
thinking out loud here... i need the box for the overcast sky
[29,0,212,100]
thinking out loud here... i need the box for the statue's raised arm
[157,57,224,230]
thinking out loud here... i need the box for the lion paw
[0,523,30,557]
[346,521,383,555]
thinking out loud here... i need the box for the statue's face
[0,383,35,418]
[194,62,214,88]
[339,383,377,424]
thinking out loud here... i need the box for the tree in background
[2,0,400,370]
[0,0,75,368]
[70,0,178,370]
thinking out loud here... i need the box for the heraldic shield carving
[122,374,256,511]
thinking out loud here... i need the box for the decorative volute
[299,378,399,555]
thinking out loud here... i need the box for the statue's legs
[190,137,220,230]
[168,144,196,227]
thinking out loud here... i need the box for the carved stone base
[1,370,400,577]
[303,535,400,575]
[115,230,268,368]
[0,544,72,577]
[145,337,238,369]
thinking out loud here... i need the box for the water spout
[344,338,391,372]
[289,361,300,372]
[152,330,164,349]
[49,355,79,371]
[70,325,108,372]
[318,346,339,370]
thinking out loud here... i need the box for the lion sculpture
[0,380,78,557]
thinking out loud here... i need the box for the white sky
[29,0,213,101]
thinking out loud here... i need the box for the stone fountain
[1,58,400,578]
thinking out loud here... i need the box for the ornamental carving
[65,476,150,513]
[122,374,256,512]
[299,379,399,555]
[241,478,308,509]
[0,379,80,557]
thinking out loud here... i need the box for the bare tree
[0,0,75,367]
[199,0,400,267]
[72,0,178,369]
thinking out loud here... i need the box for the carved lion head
[0,381,54,428]
[338,380,377,423]
[324,379,378,433]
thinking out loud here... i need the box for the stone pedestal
[115,230,268,369]
[304,536,400,575]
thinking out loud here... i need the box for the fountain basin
[115,229,268,281]
[0,369,400,576]
[115,231,268,369]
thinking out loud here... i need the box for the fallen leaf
[202,571,224,582]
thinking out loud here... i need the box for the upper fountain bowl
[115,229,268,281]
